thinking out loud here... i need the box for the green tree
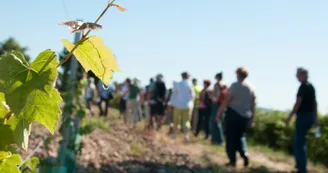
[0,37,31,62]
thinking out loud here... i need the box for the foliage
[0,37,31,62]
[20,156,40,173]
[0,1,123,172]
[0,151,22,173]
[248,109,328,166]
[81,118,109,135]
[61,36,120,85]
[0,50,62,150]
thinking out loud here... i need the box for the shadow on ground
[75,160,291,173]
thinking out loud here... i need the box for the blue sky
[1,0,327,113]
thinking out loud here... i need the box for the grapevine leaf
[0,50,62,150]
[7,89,62,150]
[0,151,22,173]
[30,50,58,94]
[7,116,31,150]
[0,93,9,120]
[61,36,120,85]
[0,124,14,150]
[11,51,29,66]
[0,53,29,94]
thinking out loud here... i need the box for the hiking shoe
[225,162,236,167]
[243,155,249,167]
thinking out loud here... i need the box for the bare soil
[23,109,326,173]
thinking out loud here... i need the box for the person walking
[195,80,212,139]
[210,72,225,145]
[97,80,115,116]
[120,79,130,124]
[170,72,195,142]
[126,78,142,128]
[133,78,143,121]
[85,77,96,115]
[191,78,202,133]
[148,74,167,130]
[216,67,255,167]
[144,78,154,123]
[285,67,319,173]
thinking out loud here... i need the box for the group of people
[83,66,318,173]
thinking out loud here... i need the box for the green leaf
[7,89,62,150]
[0,93,9,120]
[20,156,39,173]
[7,116,31,150]
[61,36,120,85]
[11,51,29,66]
[0,124,15,150]
[30,50,58,94]
[0,50,62,150]
[0,151,22,173]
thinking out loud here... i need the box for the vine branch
[57,0,116,68]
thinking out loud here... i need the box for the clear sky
[1,0,327,113]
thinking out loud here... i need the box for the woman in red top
[218,84,228,105]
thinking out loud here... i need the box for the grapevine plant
[0,1,124,172]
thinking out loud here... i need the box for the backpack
[153,81,166,103]
[204,91,212,107]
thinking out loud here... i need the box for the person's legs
[148,104,156,129]
[181,108,192,141]
[125,99,132,124]
[154,103,164,130]
[294,113,315,173]
[131,99,139,127]
[210,103,223,144]
[98,98,104,116]
[234,115,249,167]
[204,107,211,139]
[191,106,199,133]
[195,108,204,137]
[137,100,142,121]
[224,108,237,165]
[104,98,109,116]
[173,108,181,137]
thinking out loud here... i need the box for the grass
[130,141,144,156]
[80,117,110,134]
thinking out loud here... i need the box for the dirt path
[23,109,325,173]
[74,114,325,173]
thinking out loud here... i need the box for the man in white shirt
[170,72,195,142]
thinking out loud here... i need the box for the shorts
[150,102,165,116]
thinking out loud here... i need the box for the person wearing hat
[210,72,225,145]
[169,72,195,142]
[147,74,167,130]
[216,66,255,168]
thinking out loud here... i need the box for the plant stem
[57,0,116,68]
[84,0,116,38]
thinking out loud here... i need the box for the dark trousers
[98,97,109,116]
[210,103,224,145]
[294,112,315,173]
[224,108,249,164]
[195,107,211,137]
